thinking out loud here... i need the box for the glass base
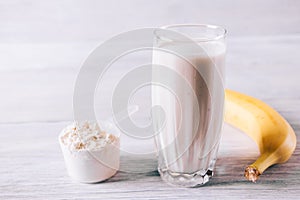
[158,168,213,187]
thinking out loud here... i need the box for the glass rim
[156,24,227,42]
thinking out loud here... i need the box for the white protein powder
[60,121,117,152]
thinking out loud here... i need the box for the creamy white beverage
[152,38,226,186]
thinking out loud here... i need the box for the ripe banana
[224,89,297,182]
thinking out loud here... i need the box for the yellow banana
[224,89,297,182]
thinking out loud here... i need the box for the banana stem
[244,165,261,182]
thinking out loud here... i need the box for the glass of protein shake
[151,24,226,187]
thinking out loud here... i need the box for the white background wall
[2,0,300,43]
[1,0,300,70]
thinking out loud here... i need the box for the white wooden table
[1,0,300,199]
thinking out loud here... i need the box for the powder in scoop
[60,121,117,151]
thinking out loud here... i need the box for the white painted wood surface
[0,0,300,199]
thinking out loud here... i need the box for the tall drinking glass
[151,24,226,187]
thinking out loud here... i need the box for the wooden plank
[1,35,300,124]
[0,121,299,199]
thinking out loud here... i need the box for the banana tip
[244,166,260,183]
